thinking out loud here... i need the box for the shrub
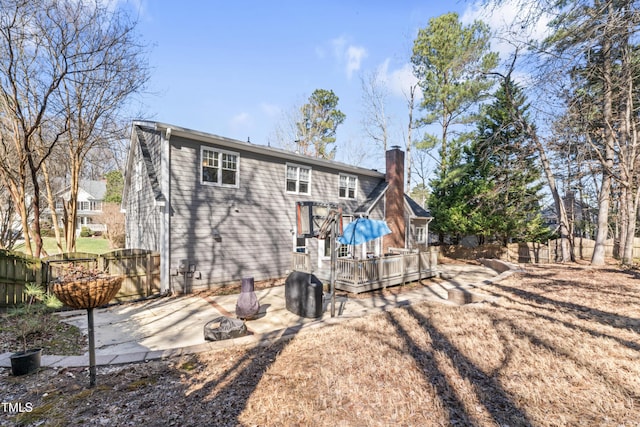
[80,226,93,237]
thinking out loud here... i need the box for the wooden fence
[440,237,639,263]
[0,249,160,308]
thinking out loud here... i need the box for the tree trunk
[65,160,81,253]
[406,85,416,192]
[26,152,44,258]
[524,122,573,262]
[592,9,615,266]
[42,162,64,254]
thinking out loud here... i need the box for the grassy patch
[14,236,114,255]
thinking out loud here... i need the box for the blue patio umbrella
[338,218,392,246]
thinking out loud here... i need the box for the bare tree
[56,1,149,252]
[0,0,149,255]
[0,0,71,257]
[0,181,20,250]
[360,69,390,155]
[97,203,125,249]
[405,84,418,192]
[268,98,309,153]
[486,0,640,265]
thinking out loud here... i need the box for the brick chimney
[383,146,405,253]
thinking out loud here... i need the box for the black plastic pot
[10,348,42,376]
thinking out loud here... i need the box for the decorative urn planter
[51,266,124,387]
[51,275,123,310]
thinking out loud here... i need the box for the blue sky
[123,1,538,179]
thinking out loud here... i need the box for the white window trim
[293,235,307,253]
[338,173,358,200]
[415,226,426,244]
[320,215,353,260]
[201,146,240,188]
[285,163,312,195]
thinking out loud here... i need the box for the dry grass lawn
[3,263,640,426]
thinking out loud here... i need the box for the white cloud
[328,36,368,79]
[377,59,421,101]
[346,46,367,79]
[331,36,347,58]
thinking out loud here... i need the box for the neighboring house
[54,180,107,235]
[123,121,432,294]
[541,192,595,239]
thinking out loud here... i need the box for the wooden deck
[291,247,438,294]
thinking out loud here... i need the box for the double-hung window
[202,147,239,187]
[286,164,311,195]
[339,174,357,199]
[415,226,426,244]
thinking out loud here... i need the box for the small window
[323,238,350,258]
[416,226,426,244]
[339,174,357,199]
[286,164,311,195]
[202,147,239,187]
[295,237,306,253]
[337,244,350,258]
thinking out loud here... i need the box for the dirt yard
[2,262,639,426]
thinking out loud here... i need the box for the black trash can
[285,271,324,318]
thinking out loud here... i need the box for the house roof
[404,194,432,219]
[55,179,106,200]
[355,181,388,215]
[135,126,166,205]
[80,180,106,200]
[354,180,433,219]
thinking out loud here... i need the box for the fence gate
[101,249,160,300]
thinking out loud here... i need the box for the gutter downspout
[161,127,172,295]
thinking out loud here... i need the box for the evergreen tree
[427,156,490,243]
[104,170,124,204]
[296,89,346,160]
[411,12,498,172]
[472,78,549,243]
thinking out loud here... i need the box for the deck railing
[291,251,311,273]
[292,247,438,294]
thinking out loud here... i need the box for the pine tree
[471,78,549,243]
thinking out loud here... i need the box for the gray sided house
[123,121,432,294]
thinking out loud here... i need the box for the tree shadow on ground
[490,283,640,334]
[385,305,532,426]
